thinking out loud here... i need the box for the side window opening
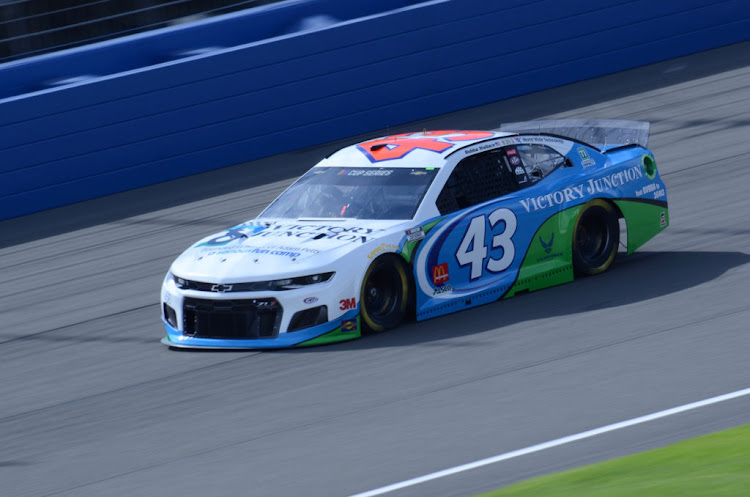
[436,150,520,215]
[508,144,565,185]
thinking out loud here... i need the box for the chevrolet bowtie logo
[211,284,233,292]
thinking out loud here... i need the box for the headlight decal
[171,272,335,292]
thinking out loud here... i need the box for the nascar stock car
[161,119,668,349]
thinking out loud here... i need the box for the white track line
[349,387,750,497]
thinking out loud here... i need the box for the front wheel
[360,255,410,334]
[572,199,620,276]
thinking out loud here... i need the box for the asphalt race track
[1,41,749,497]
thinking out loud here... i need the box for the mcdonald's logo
[432,263,450,285]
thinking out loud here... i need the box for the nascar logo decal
[357,131,495,162]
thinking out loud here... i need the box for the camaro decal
[357,131,495,162]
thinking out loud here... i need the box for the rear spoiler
[498,119,650,151]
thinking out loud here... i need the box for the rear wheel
[360,255,410,334]
[572,199,619,276]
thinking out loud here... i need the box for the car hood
[170,218,405,282]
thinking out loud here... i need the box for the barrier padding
[1,0,749,220]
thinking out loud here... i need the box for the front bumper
[161,268,364,349]
[162,309,361,349]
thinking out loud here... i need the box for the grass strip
[476,424,750,497]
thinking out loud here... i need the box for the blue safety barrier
[1,0,749,220]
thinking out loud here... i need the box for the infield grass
[476,424,750,497]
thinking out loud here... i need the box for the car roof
[320,130,516,169]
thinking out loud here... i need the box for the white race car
[161,122,668,348]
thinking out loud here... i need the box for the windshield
[261,167,438,220]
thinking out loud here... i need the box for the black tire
[360,255,410,334]
[572,199,620,276]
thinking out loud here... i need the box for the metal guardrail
[0,0,281,63]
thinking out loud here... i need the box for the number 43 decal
[456,208,517,280]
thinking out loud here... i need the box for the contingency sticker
[406,226,425,242]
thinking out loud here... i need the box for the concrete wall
[2,0,749,220]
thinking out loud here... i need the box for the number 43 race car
[161,119,668,349]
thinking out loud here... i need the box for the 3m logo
[339,298,357,311]
[432,263,450,285]
[357,131,495,162]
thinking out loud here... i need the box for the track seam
[0,303,159,347]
